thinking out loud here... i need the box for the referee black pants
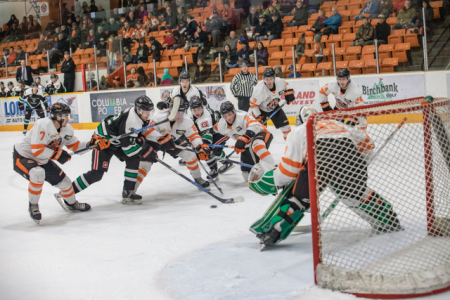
[237,96,250,112]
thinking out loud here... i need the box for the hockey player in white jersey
[34,77,47,92]
[19,82,50,135]
[170,71,207,106]
[214,101,275,181]
[249,67,296,140]
[45,74,66,95]
[11,80,28,97]
[137,96,212,191]
[13,103,99,224]
[248,106,400,250]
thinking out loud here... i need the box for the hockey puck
[210,205,217,209]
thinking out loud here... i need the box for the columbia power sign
[90,90,145,122]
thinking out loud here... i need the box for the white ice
[1,127,449,300]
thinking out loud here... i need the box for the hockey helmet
[179,71,190,81]
[135,95,154,111]
[336,68,350,80]
[50,74,58,79]
[50,103,71,120]
[0,81,4,86]
[31,82,38,88]
[17,80,25,85]
[7,81,14,87]
[35,76,41,81]
[190,96,203,110]
[263,67,276,78]
[296,106,317,126]
[170,95,189,112]
[220,101,235,115]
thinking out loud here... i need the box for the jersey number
[39,131,45,140]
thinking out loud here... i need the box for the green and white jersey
[189,105,221,143]
[19,88,48,109]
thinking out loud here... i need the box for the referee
[230,62,258,112]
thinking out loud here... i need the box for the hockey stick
[73,118,170,155]
[155,155,244,204]
[216,157,254,169]
[224,103,287,159]
[293,117,408,233]
[208,144,235,149]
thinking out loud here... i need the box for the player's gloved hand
[284,89,296,104]
[88,135,111,150]
[255,115,266,124]
[140,142,158,163]
[157,133,176,151]
[18,102,24,111]
[196,144,210,160]
[235,134,251,154]
[50,147,71,164]
[156,97,171,110]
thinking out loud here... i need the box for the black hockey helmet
[337,68,350,80]
[220,101,235,115]
[50,103,71,120]
[35,76,41,80]
[50,74,58,79]
[263,67,276,78]
[174,96,189,112]
[179,71,190,80]
[190,95,203,110]
[17,80,25,85]
[0,81,4,86]
[135,95,154,111]
[31,82,38,88]
[8,81,13,87]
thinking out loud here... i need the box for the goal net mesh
[308,98,450,296]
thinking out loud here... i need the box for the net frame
[305,97,450,299]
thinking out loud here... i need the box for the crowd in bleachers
[0,0,447,91]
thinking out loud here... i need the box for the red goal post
[305,97,450,298]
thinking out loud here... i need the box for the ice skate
[178,159,186,166]
[207,168,219,182]
[23,129,27,136]
[218,162,234,174]
[122,190,143,205]
[195,177,211,191]
[28,202,41,224]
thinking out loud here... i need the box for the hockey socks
[252,140,274,166]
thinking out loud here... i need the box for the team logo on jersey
[176,130,186,135]
[236,126,242,132]
[28,160,34,163]
[160,128,167,134]
[64,135,72,140]
[279,90,284,96]
[103,162,109,168]
[50,133,57,139]
[201,121,209,128]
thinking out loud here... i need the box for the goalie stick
[154,152,244,204]
[293,117,408,233]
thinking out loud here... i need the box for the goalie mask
[296,106,317,126]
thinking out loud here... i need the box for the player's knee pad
[179,150,197,162]
[54,175,72,190]
[29,167,45,183]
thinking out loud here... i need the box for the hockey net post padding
[306,97,450,298]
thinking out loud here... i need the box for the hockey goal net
[305,97,450,298]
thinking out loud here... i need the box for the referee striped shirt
[230,71,258,98]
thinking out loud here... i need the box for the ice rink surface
[1,127,450,300]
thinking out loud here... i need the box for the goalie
[248,106,402,250]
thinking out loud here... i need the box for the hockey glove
[157,133,176,152]
[284,89,296,104]
[255,115,267,124]
[235,134,251,154]
[196,144,210,160]
[18,102,24,111]
[88,135,111,150]
[320,101,334,112]
[156,97,171,110]
[140,142,158,163]
[50,147,71,164]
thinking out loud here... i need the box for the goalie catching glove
[50,147,71,164]
[88,135,111,150]
[196,144,210,160]
[284,89,296,104]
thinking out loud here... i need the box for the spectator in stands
[0,82,7,97]
[323,6,342,35]
[60,25,69,40]
[136,66,149,84]
[172,30,185,50]
[375,14,391,44]
[161,68,174,86]
[128,67,139,84]
[49,33,67,61]
[253,15,268,41]
[4,47,16,66]
[61,51,76,92]
[132,75,145,87]
[149,37,162,62]
[237,40,251,64]
[45,19,58,33]
[70,22,81,49]
[105,18,120,36]
[264,5,280,20]
[19,16,28,33]
[96,26,107,45]
[144,12,159,31]
[134,21,147,40]
[207,12,224,49]
[355,0,380,21]
[393,0,416,29]
[122,22,135,49]
[113,76,124,89]
[138,5,148,22]
[30,34,47,55]
[415,1,433,41]
[81,1,89,14]
[177,7,187,24]
[352,17,374,46]
[255,41,268,66]
[296,37,306,64]
[28,20,42,39]
[379,0,394,18]
[222,3,236,31]
[86,72,97,90]
[306,9,327,36]
[246,6,260,31]
[7,14,19,29]
[194,58,211,83]
[267,14,283,41]
[127,11,137,27]
[90,0,98,12]
[185,15,199,37]
[53,27,61,41]
[16,60,39,86]
[393,0,405,13]
[82,29,96,49]
[224,31,239,52]
[134,40,148,63]
[7,23,23,42]
[123,47,134,65]
[162,29,174,49]
[165,6,178,29]
[15,47,26,65]
[97,38,108,56]
[224,44,239,69]
[312,34,324,65]
[230,62,257,111]
[274,66,285,78]
[288,1,309,27]
[288,64,302,78]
